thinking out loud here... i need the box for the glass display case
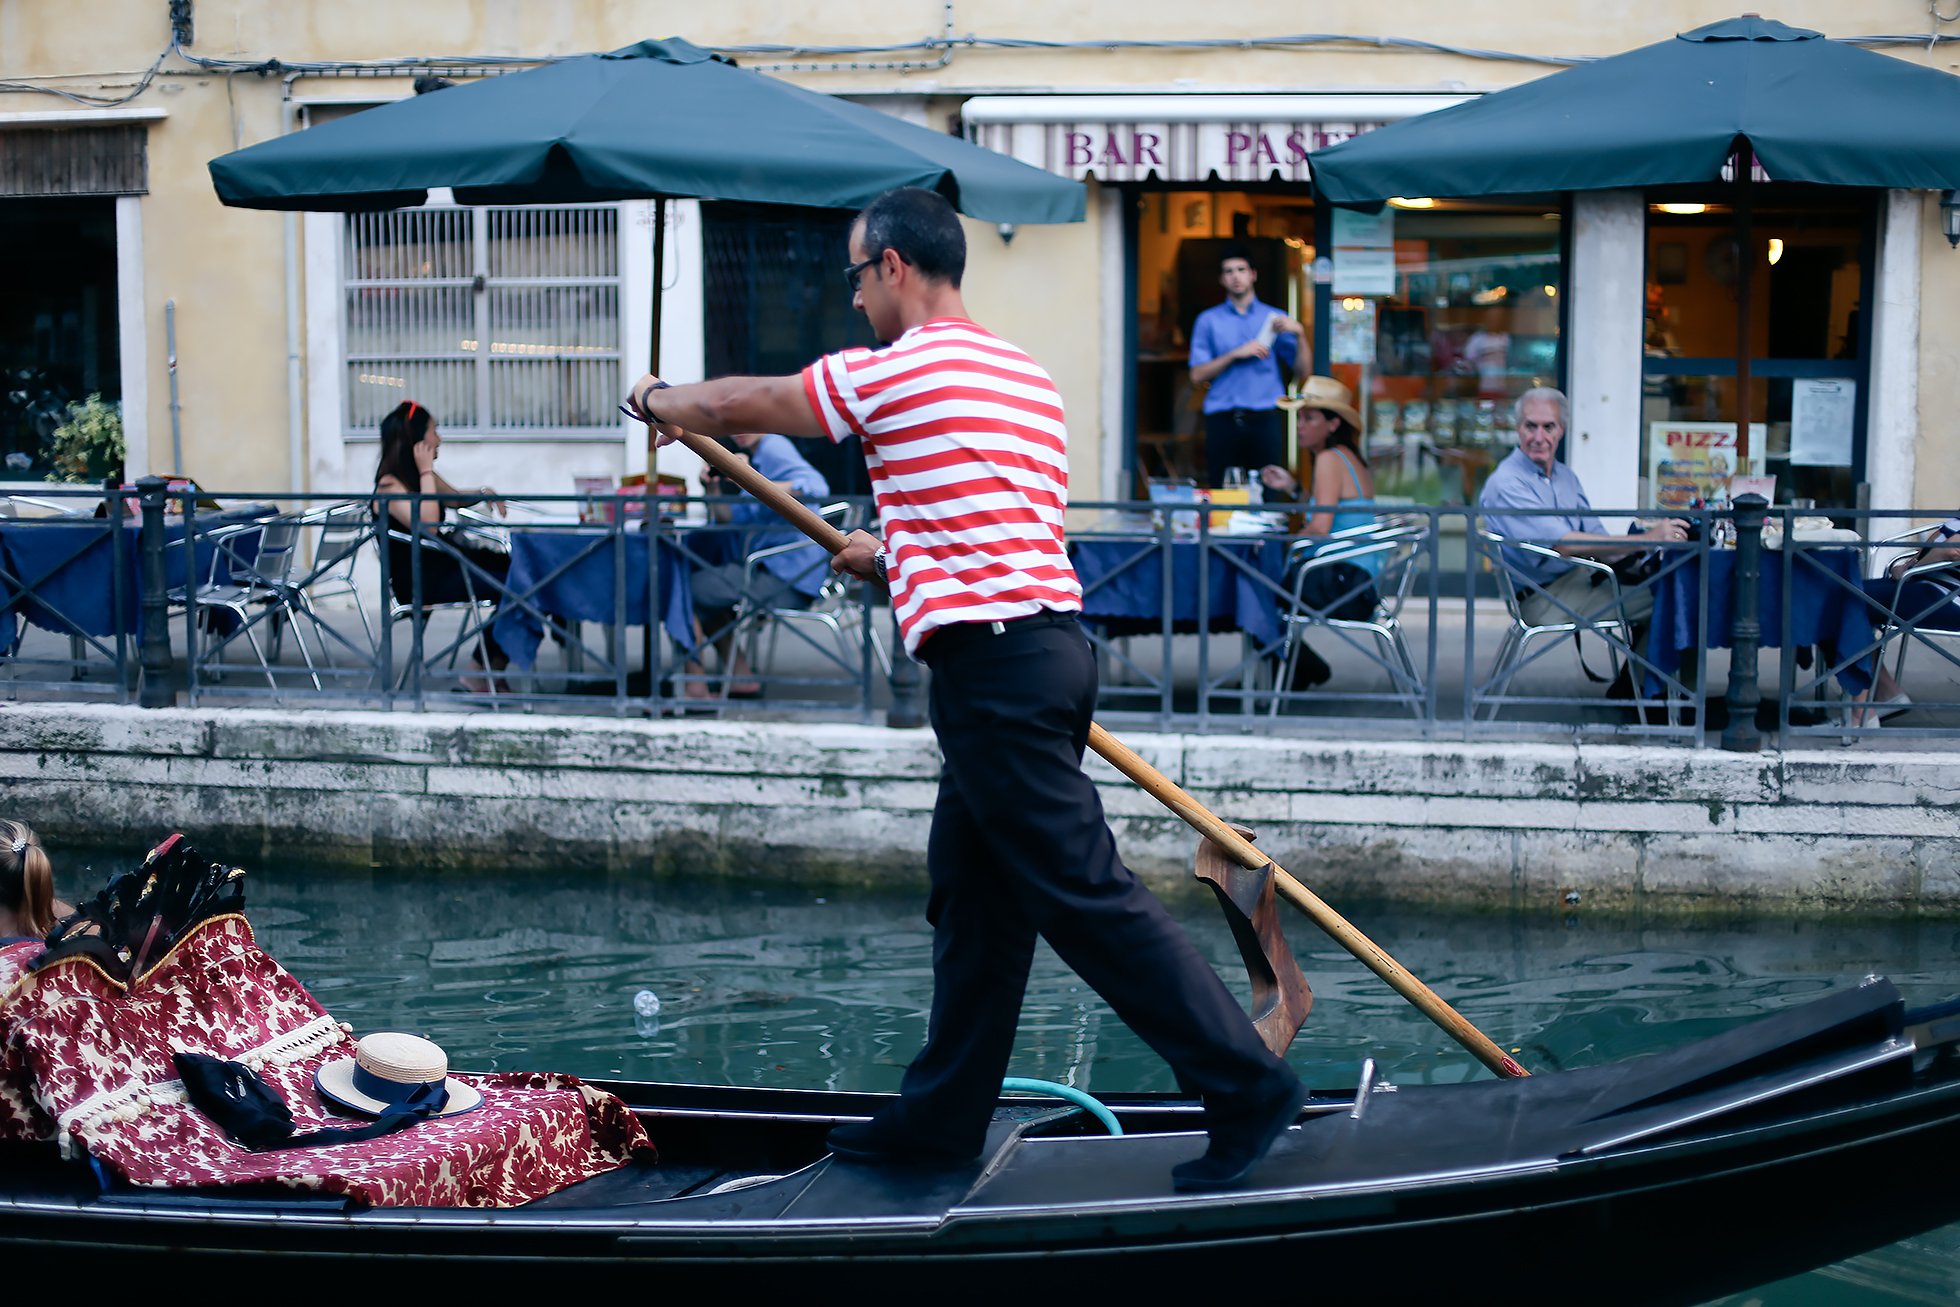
[1329,205,1564,507]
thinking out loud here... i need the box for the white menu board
[1789,378,1856,467]
[1331,208,1395,297]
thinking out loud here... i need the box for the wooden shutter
[0,125,148,197]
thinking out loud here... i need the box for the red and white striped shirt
[802,317,1082,657]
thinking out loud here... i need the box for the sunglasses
[842,253,882,292]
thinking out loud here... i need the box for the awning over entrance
[962,94,1470,184]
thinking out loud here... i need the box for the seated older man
[1479,387,1689,689]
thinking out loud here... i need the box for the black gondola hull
[3,976,1956,1302]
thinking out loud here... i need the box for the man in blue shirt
[1480,387,1689,670]
[1188,250,1305,489]
[684,431,831,700]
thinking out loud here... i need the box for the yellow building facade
[2,0,1955,516]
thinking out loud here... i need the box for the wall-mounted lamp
[1766,237,1784,266]
[997,223,1016,246]
[1943,191,1960,249]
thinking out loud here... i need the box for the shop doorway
[1126,186,1316,494]
[0,198,121,478]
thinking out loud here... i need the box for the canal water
[239,864,1960,1305]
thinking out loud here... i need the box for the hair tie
[10,838,24,856]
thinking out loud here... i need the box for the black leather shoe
[1277,646,1340,693]
[1281,646,1332,692]
[827,1116,979,1167]
[1171,1078,1307,1193]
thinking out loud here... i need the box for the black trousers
[894,612,1294,1153]
[1204,407,1285,490]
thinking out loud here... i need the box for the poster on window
[1789,378,1856,467]
[1329,298,1376,364]
[1331,208,1395,297]
[1648,422,1767,510]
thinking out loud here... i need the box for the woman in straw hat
[1256,376,1381,690]
[1257,376,1373,530]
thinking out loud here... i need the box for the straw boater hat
[1295,375,1363,430]
[316,1032,482,1118]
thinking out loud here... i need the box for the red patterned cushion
[0,916,652,1206]
[0,940,48,1142]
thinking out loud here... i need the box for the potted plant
[46,394,125,485]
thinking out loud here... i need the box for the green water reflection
[244,865,1960,1304]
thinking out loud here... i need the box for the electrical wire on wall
[4,7,1958,109]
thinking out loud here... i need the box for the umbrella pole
[648,197,666,459]
[644,196,666,698]
[1734,155,1753,460]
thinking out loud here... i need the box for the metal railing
[0,479,1954,749]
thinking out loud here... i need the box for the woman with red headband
[373,401,511,692]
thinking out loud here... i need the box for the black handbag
[1297,560,1379,622]
[1604,550,1662,588]
[172,1051,428,1152]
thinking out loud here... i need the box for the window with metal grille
[343,204,621,435]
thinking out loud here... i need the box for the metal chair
[1270,520,1427,718]
[731,503,891,691]
[1476,528,1635,720]
[380,523,506,696]
[1866,523,1960,691]
[1,496,89,520]
[168,514,322,691]
[286,502,377,660]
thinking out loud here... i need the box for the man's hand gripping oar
[627,396,1526,1080]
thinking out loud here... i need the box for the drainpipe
[281,72,305,500]
[164,299,182,476]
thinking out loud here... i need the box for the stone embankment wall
[1,704,1954,913]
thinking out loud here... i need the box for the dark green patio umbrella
[1310,15,1960,205]
[207,37,1083,224]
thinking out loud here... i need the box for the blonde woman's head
[0,820,55,938]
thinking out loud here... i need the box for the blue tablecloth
[491,528,694,671]
[1071,538,1287,646]
[1645,547,1871,689]
[0,514,260,654]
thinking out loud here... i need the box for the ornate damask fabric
[0,939,48,1141]
[0,915,652,1206]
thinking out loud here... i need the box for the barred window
[343,204,622,435]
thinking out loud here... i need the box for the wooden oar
[657,427,1527,1079]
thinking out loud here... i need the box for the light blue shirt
[1478,447,1606,586]
[731,434,831,597]
[1189,296,1299,414]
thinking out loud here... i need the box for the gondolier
[627,186,1302,1191]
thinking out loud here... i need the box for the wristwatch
[635,379,671,424]
[873,550,890,585]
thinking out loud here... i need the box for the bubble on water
[633,989,662,1037]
